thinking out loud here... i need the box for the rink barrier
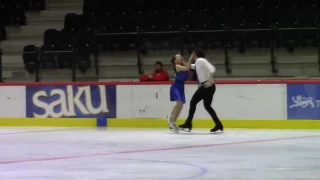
[1,79,320,129]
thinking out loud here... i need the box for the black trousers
[185,84,223,128]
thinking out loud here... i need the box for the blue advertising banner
[26,85,116,118]
[287,84,320,120]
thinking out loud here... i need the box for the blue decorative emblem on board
[287,84,320,120]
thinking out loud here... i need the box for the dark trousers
[185,84,223,128]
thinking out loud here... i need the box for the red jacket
[139,71,169,81]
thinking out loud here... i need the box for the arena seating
[0,0,44,77]
[0,0,45,29]
[1,0,320,81]
[0,0,26,28]
[31,0,318,48]
[64,0,319,56]
[82,0,319,31]
[22,45,38,73]
[0,0,46,40]
[0,17,6,40]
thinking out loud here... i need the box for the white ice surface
[0,128,320,180]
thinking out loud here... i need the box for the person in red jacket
[139,61,170,81]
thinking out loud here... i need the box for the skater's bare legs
[171,101,183,122]
[168,101,183,133]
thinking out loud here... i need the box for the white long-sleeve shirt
[191,58,216,84]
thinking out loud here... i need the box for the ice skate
[210,126,224,134]
[169,121,179,133]
[179,123,192,132]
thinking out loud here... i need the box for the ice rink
[0,128,320,180]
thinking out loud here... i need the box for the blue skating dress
[170,71,188,104]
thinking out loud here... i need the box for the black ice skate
[210,126,224,134]
[179,123,192,132]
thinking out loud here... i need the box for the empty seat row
[0,18,6,40]
[23,45,91,73]
[0,0,28,25]
[63,12,318,35]
[21,27,94,73]
[0,0,46,41]
[83,0,319,14]
[1,0,45,26]
[43,28,93,49]
[1,0,45,11]
[95,13,319,33]
[94,29,319,53]
[83,7,319,23]
[64,13,95,32]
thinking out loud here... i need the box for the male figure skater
[179,49,224,134]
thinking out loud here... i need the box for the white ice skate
[169,121,180,134]
[167,115,179,133]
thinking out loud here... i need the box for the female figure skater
[167,53,194,133]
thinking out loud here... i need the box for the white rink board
[0,86,25,117]
[116,84,287,120]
